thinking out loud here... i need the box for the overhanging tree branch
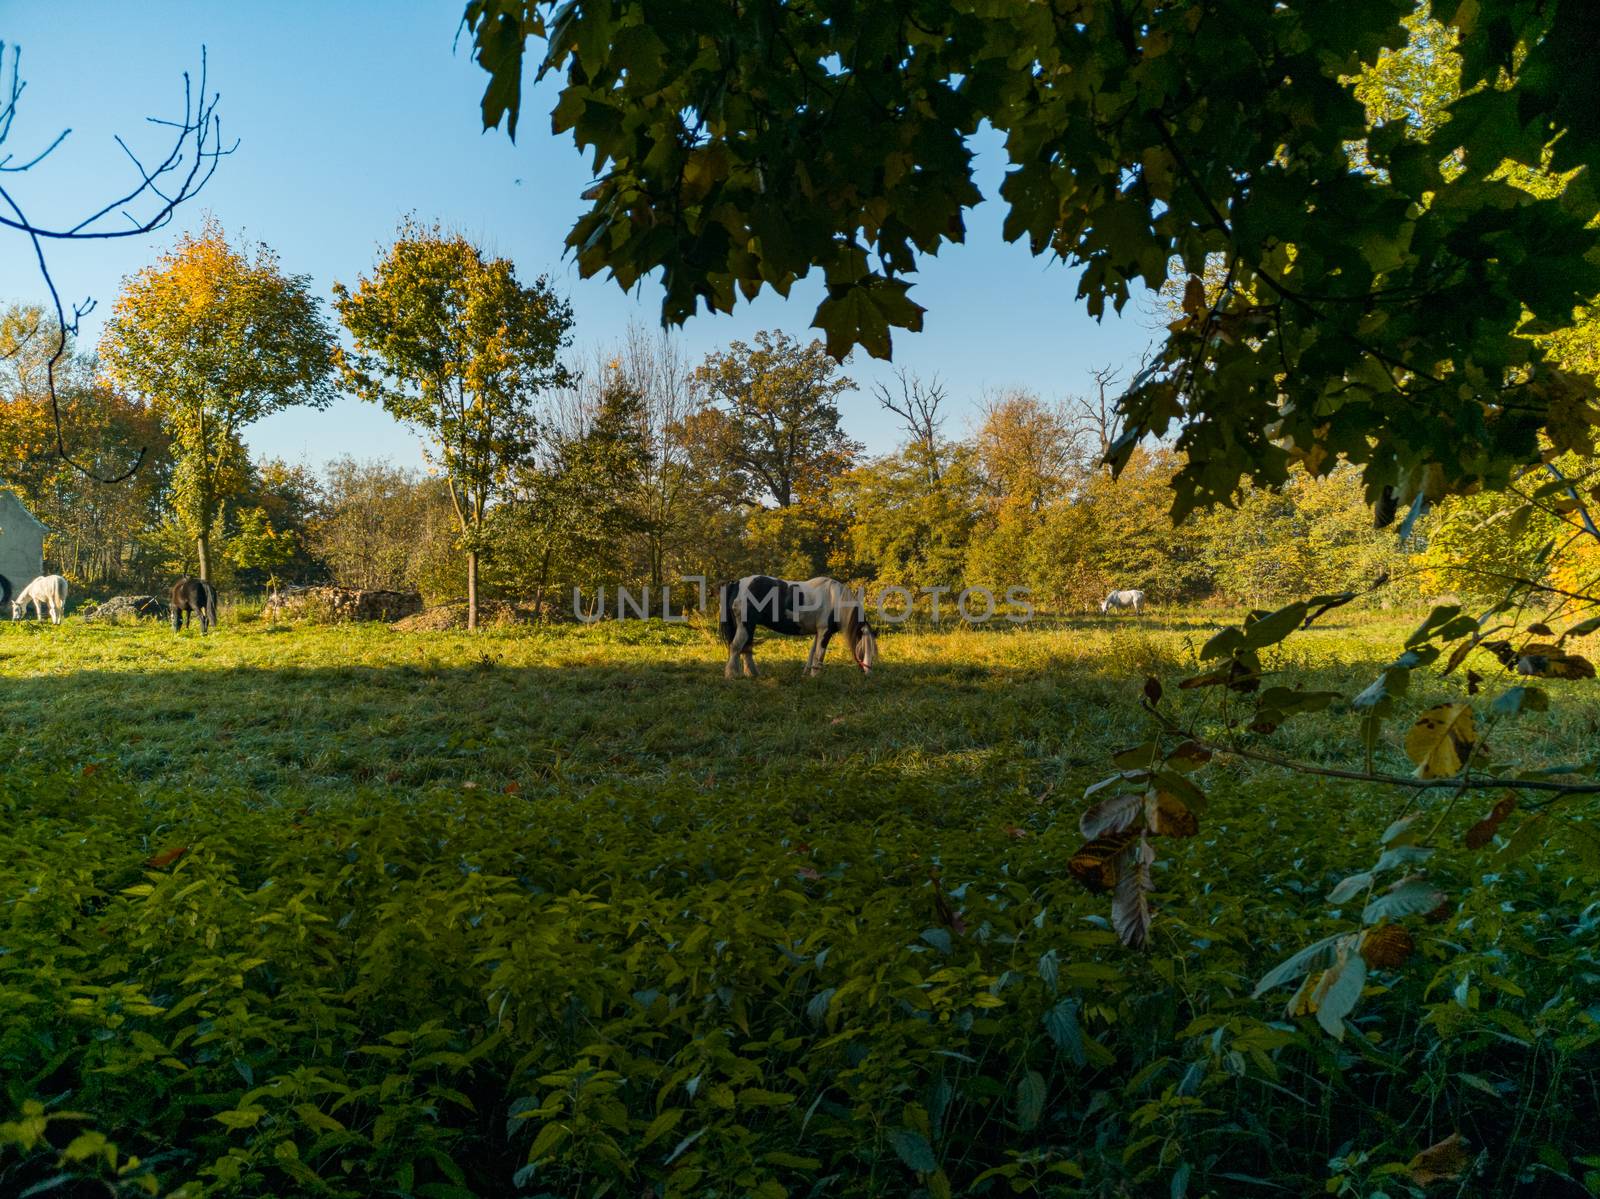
[0,42,233,483]
[1181,735,1600,799]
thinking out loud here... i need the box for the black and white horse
[719,575,878,678]
[170,576,218,634]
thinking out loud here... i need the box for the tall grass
[2,613,1597,1196]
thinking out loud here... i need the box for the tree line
[7,216,1584,622]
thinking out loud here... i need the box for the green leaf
[1239,602,1309,650]
[1327,872,1374,904]
[527,1121,568,1161]
[61,1131,112,1165]
[663,1127,704,1165]
[1492,686,1548,717]
[1496,814,1548,863]
[640,1108,683,1148]
[1314,951,1367,1039]
[1200,626,1244,660]
[1254,933,1352,997]
[1562,615,1600,641]
[765,1151,823,1170]
[1042,998,1086,1066]
[1015,1070,1046,1131]
[1362,878,1445,924]
[812,280,925,362]
[888,1128,937,1174]
[1037,949,1059,993]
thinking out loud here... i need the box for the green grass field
[3,612,1598,1197]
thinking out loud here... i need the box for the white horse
[719,575,879,678]
[12,574,68,624]
[1100,588,1145,616]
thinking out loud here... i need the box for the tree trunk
[532,545,554,624]
[467,549,478,631]
[197,533,212,583]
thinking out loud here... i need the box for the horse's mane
[841,596,863,652]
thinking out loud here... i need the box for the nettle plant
[1070,536,1600,1036]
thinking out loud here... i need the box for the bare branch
[873,367,947,484]
[0,49,234,242]
[0,43,231,483]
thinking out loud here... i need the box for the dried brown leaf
[1359,925,1415,969]
[1406,1133,1471,1186]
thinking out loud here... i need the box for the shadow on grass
[0,653,1149,803]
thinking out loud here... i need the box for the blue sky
[1,2,1155,468]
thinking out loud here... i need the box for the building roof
[0,487,50,533]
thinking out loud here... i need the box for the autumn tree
[973,390,1083,513]
[1195,465,1413,606]
[1,304,172,585]
[100,223,335,581]
[333,223,574,629]
[497,366,650,615]
[692,330,860,509]
[226,458,325,593]
[840,445,982,592]
[463,0,1600,525]
[312,458,457,594]
[615,325,702,589]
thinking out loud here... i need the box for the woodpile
[265,586,423,623]
[83,595,166,622]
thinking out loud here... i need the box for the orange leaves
[145,845,190,870]
[1406,1134,1471,1187]
[1464,794,1517,850]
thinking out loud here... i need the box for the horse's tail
[717,581,738,645]
[205,581,219,627]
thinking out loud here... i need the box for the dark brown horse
[170,576,218,634]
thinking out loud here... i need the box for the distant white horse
[1100,588,1145,616]
[12,574,68,624]
[719,575,879,678]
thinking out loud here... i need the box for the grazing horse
[719,575,879,678]
[1100,588,1146,616]
[170,576,218,634]
[11,574,68,624]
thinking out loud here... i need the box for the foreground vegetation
[3,614,1598,1197]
